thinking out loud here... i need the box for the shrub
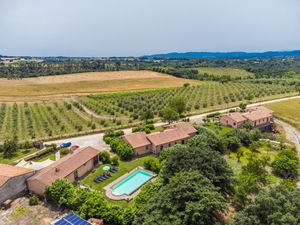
[132,127,140,133]
[144,128,151,134]
[29,195,40,206]
[145,124,155,130]
[111,155,119,166]
[143,157,162,174]
[60,148,71,155]
[109,138,134,160]
[114,130,125,137]
[99,150,111,163]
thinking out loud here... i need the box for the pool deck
[103,166,156,201]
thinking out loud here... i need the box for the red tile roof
[225,112,247,123]
[242,110,272,122]
[0,164,33,186]
[165,122,198,135]
[247,106,274,114]
[147,128,190,146]
[27,146,99,186]
[122,132,151,148]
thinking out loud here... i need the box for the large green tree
[162,145,234,195]
[190,125,225,153]
[234,156,269,208]
[133,171,226,225]
[169,96,186,115]
[272,149,299,179]
[161,107,179,124]
[231,186,300,225]
[2,137,18,158]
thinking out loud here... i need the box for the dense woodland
[1,56,300,79]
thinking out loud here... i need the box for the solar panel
[53,213,91,225]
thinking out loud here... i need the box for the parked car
[60,142,72,148]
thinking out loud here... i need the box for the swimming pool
[112,169,154,196]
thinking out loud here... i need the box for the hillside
[145,50,300,58]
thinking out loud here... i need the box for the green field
[267,98,300,131]
[0,81,295,143]
[80,82,295,125]
[195,67,255,78]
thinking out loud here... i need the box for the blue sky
[0,0,299,57]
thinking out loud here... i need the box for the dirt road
[274,119,300,156]
[42,95,300,151]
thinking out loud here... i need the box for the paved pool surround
[104,166,156,201]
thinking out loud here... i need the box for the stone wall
[0,172,35,203]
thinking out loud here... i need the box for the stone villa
[122,122,197,155]
[220,106,274,129]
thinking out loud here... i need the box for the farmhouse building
[0,164,35,204]
[122,122,197,155]
[220,106,274,129]
[27,146,99,195]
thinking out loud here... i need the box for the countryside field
[0,70,200,102]
[0,81,296,143]
[80,82,295,121]
[195,67,255,78]
[267,98,300,131]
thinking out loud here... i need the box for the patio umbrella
[103,165,110,171]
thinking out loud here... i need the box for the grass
[205,122,233,136]
[0,71,200,102]
[0,148,39,164]
[194,67,255,78]
[267,98,300,131]
[81,156,154,206]
[224,142,280,182]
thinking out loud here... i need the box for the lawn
[205,122,233,136]
[81,156,154,206]
[267,98,300,131]
[0,148,39,164]
[194,67,255,78]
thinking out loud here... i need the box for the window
[160,146,163,151]
[181,140,185,144]
[74,170,78,180]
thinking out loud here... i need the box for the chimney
[55,150,60,161]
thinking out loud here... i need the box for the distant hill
[144,50,300,59]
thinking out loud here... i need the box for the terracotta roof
[0,164,33,186]
[242,110,272,122]
[147,128,190,146]
[122,132,151,148]
[247,106,274,114]
[224,112,247,123]
[165,122,197,135]
[27,146,99,186]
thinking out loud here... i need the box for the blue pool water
[112,169,154,196]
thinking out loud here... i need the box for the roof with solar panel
[51,213,91,225]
